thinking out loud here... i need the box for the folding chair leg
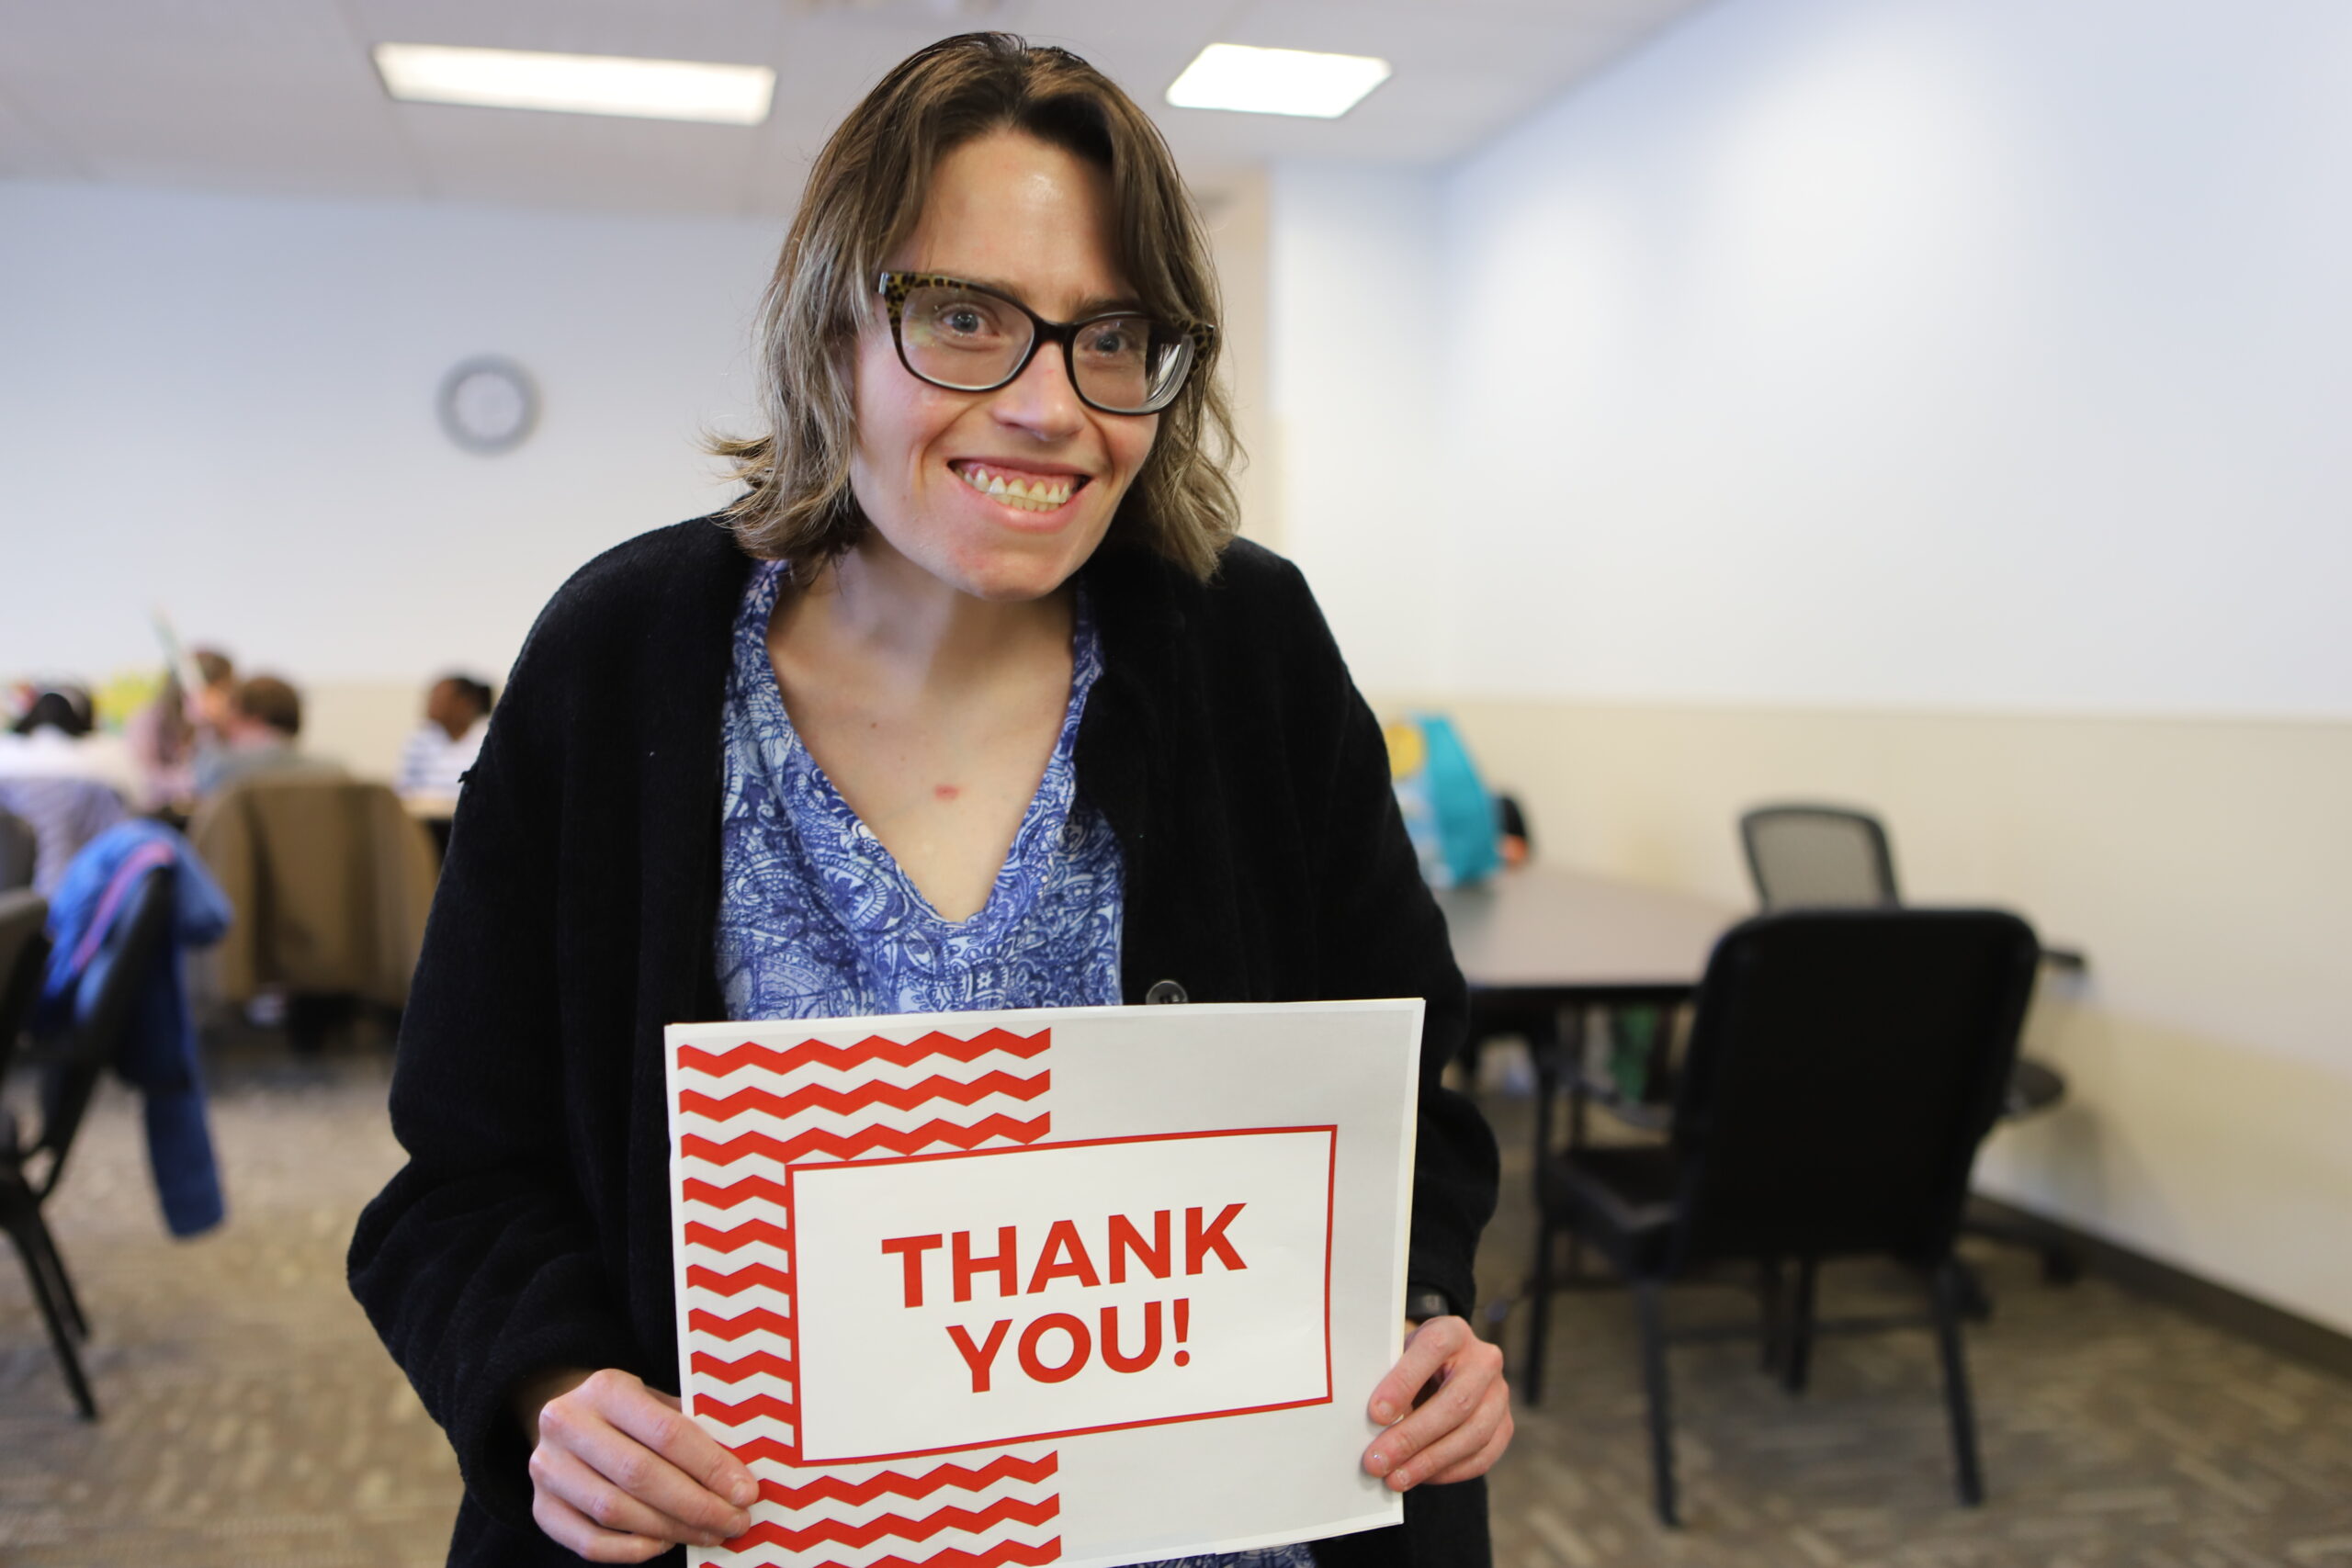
[6,1217,97,1419]
[1757,1258,1784,1371]
[1782,1256,1818,1394]
[1634,1280,1679,1528]
[1521,1221,1555,1406]
[29,1222,89,1341]
[1930,1260,1985,1506]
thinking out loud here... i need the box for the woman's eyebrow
[959,274,1146,318]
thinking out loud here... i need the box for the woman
[350,33,1508,1568]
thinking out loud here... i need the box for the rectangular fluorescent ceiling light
[373,42,774,126]
[1166,43,1391,118]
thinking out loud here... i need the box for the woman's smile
[949,458,1091,517]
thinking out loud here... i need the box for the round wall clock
[436,355,539,455]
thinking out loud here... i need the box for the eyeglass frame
[876,270,1215,416]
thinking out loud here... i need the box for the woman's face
[847,130,1159,603]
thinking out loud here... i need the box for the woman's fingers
[1389,1375,1513,1489]
[1365,1316,1460,1427]
[599,1376,762,1517]
[1424,1401,1516,1486]
[530,1443,724,1551]
[529,1369,756,1551]
[529,1478,674,1563]
[1362,1317,1511,1491]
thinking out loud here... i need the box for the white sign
[665,1000,1422,1568]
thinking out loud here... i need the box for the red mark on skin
[935,784,960,801]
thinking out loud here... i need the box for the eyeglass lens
[899,281,1192,413]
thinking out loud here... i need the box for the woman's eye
[1081,321,1147,360]
[919,294,1011,343]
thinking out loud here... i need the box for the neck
[778,536,1070,696]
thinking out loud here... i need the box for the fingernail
[1366,1450,1389,1475]
[1389,1469,1411,1491]
[730,1478,760,1506]
[1372,1401,1395,1424]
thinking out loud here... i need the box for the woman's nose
[990,342,1085,440]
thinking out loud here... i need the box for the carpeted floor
[2,1037,2347,1567]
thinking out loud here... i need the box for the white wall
[1276,0,2352,721]
[1268,163,1453,695]
[1268,0,2352,1331]
[0,182,781,685]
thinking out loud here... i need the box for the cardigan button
[1144,979,1188,1005]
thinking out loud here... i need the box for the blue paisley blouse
[715,561,1317,1568]
[717,558,1125,1021]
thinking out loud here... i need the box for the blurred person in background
[0,683,132,890]
[194,674,340,796]
[393,673,493,801]
[126,648,236,812]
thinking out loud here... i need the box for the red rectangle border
[785,1125,1340,1465]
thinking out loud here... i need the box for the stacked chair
[1742,805,2082,1295]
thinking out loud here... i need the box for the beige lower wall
[1409,696,2352,1338]
[303,682,426,786]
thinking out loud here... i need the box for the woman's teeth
[956,463,1077,512]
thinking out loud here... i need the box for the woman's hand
[1361,1317,1513,1492]
[519,1368,761,1562]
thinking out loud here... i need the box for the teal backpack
[1385,713,1501,889]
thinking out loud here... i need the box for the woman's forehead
[893,131,1134,314]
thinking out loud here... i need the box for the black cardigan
[348,516,1500,1568]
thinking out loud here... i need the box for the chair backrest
[190,776,436,1004]
[0,888,52,1075]
[25,867,175,1194]
[0,809,37,891]
[1740,804,1900,909]
[1666,908,2041,1269]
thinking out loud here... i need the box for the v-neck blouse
[716,559,1125,1023]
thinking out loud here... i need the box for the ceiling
[0,0,1716,217]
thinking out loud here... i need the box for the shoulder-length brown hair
[713,32,1238,581]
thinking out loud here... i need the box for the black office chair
[0,808,36,891]
[1739,804,2079,1294]
[2,865,176,1417]
[1526,908,2040,1525]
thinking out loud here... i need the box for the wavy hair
[711,32,1238,581]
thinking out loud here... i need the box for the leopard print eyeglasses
[877,271,1213,415]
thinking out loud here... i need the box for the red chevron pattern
[728,1495,1059,1551]
[685,1175,795,1209]
[691,1306,795,1341]
[680,1028,1050,1078]
[694,1349,796,1384]
[688,1262,795,1296]
[759,1453,1057,1508]
[673,1022,1059,1567]
[695,1391,801,1427]
[682,1113,1052,1168]
[851,1541,1063,1568]
[687,1219,794,1253]
[681,1068,1049,1122]
[730,1436,799,1466]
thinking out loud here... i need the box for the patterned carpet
[2,1039,2347,1567]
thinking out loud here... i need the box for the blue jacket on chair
[35,819,232,1236]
